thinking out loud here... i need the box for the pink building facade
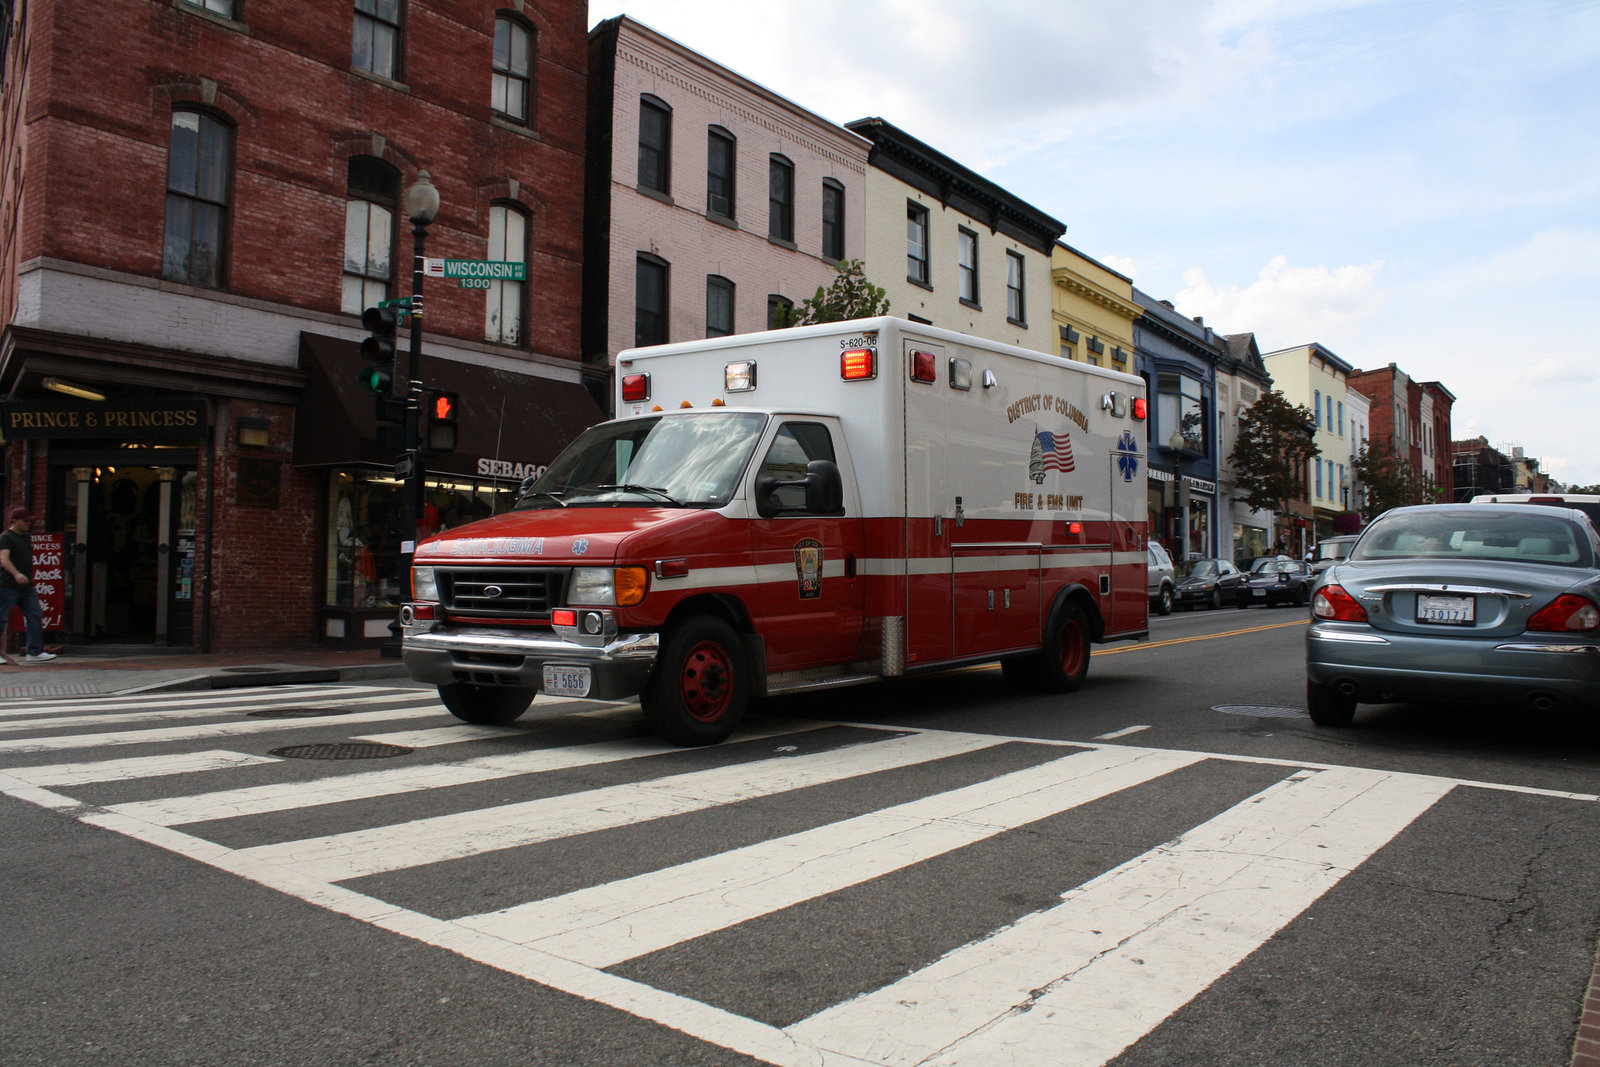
[583,17,869,397]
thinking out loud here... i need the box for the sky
[588,0,1600,487]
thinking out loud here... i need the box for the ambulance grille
[439,567,568,619]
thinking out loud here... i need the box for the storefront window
[1187,497,1210,558]
[1233,522,1267,564]
[325,469,522,608]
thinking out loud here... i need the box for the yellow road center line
[1094,618,1307,655]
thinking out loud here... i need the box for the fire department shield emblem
[793,538,823,600]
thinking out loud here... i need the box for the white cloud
[1174,256,1385,351]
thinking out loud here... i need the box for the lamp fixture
[42,377,106,401]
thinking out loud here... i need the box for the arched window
[492,15,533,123]
[768,154,793,242]
[706,126,735,220]
[638,95,671,194]
[706,275,734,337]
[485,203,526,344]
[163,109,232,288]
[822,178,845,260]
[636,253,668,347]
[342,156,397,314]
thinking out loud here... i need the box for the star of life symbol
[1116,432,1141,482]
[571,537,590,556]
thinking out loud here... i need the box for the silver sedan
[1305,503,1600,726]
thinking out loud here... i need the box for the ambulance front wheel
[642,616,750,746]
[438,682,535,725]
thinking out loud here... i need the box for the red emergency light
[621,373,651,403]
[909,349,937,383]
[841,349,876,381]
[1131,396,1148,420]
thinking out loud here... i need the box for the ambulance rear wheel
[643,616,750,746]
[1040,602,1091,693]
[438,683,534,725]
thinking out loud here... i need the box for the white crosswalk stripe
[1,684,1580,1066]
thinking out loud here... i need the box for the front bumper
[402,623,660,700]
[1307,623,1600,709]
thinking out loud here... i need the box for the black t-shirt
[0,528,31,588]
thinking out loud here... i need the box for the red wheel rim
[1057,620,1086,678]
[679,640,734,722]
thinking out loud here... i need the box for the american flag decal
[1035,430,1075,473]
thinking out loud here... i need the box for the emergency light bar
[841,348,876,380]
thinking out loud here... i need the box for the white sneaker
[24,652,57,663]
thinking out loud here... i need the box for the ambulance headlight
[411,566,439,601]
[568,566,648,607]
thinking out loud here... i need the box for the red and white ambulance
[401,317,1150,744]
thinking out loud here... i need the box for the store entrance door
[56,460,198,647]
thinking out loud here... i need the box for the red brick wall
[6,0,588,362]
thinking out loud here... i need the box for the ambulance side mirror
[755,460,844,518]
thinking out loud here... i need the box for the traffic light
[424,389,459,453]
[358,305,401,395]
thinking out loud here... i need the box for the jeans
[0,583,44,657]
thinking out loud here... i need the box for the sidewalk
[0,644,410,700]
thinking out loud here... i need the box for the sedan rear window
[1353,512,1593,568]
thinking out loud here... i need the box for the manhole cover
[248,707,355,719]
[268,742,413,760]
[1212,704,1307,719]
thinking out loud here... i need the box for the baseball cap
[9,507,36,523]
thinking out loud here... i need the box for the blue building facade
[1133,291,1227,561]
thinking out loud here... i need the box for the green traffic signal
[357,366,393,396]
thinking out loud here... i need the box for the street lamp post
[1167,429,1190,561]
[383,171,439,658]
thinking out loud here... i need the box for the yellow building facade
[1050,243,1138,371]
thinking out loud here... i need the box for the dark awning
[294,333,604,479]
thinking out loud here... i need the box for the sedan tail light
[1312,584,1368,623]
[1526,594,1600,633]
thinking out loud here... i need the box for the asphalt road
[2,610,1595,1066]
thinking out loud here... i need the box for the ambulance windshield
[516,412,768,509]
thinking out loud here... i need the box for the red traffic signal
[423,389,459,453]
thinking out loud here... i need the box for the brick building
[1347,363,1454,503]
[0,0,599,652]
[582,16,869,390]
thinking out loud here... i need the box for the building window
[1337,400,1344,436]
[1159,372,1204,453]
[768,154,794,243]
[706,127,735,220]
[1006,250,1026,324]
[341,156,396,314]
[1315,458,1323,499]
[163,109,231,288]
[1326,395,1334,429]
[821,179,845,260]
[957,228,979,306]
[352,0,401,80]
[1314,389,1322,428]
[767,294,793,329]
[637,95,671,194]
[492,17,532,123]
[182,0,235,17]
[636,254,668,347]
[485,204,526,345]
[706,276,735,337]
[907,201,930,286]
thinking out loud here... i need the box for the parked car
[1308,534,1359,574]
[1175,558,1245,610]
[1235,557,1317,608]
[1147,541,1175,616]
[1471,492,1600,528]
[1305,503,1600,726]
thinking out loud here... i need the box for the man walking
[1,507,56,663]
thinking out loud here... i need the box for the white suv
[1147,541,1175,616]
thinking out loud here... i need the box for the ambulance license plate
[1417,594,1474,625]
[543,664,591,697]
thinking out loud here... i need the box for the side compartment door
[747,420,867,672]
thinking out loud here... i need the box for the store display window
[325,469,520,608]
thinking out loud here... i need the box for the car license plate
[1417,594,1474,625]
[1252,588,1264,598]
[542,664,592,697]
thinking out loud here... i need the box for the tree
[784,259,890,326]
[1228,390,1320,519]
[1352,439,1431,517]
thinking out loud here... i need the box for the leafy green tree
[1228,390,1320,519]
[1353,439,1431,517]
[784,259,890,326]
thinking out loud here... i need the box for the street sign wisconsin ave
[423,258,526,290]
